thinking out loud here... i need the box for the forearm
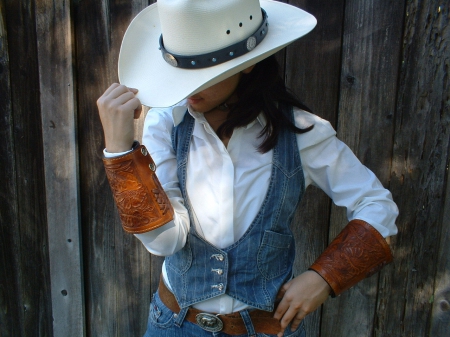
[103,143,190,255]
[309,219,393,296]
[102,142,174,233]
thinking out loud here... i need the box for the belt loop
[239,310,256,337]
[174,306,188,327]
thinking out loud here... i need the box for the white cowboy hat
[118,0,316,108]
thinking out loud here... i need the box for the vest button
[211,254,224,261]
[212,268,223,275]
[211,283,224,291]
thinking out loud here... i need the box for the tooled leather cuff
[102,142,174,234]
[309,219,393,297]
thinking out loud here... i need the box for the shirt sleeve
[295,109,399,238]
[133,107,190,256]
[103,149,132,157]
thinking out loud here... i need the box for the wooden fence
[1,0,449,336]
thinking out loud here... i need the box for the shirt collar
[171,101,267,129]
[172,103,189,126]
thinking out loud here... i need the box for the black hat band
[159,9,269,69]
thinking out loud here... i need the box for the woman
[97,1,398,336]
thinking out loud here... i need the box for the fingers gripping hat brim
[118,0,316,108]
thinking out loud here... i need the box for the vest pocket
[257,230,293,279]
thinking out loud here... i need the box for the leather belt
[158,277,282,335]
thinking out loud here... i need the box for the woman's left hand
[273,270,331,337]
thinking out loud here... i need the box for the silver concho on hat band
[159,9,268,69]
[163,53,178,67]
[246,36,257,51]
[195,313,224,332]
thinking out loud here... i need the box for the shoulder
[144,101,188,130]
[293,107,337,150]
[144,106,173,126]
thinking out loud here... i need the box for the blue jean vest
[166,106,305,311]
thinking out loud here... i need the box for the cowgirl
[97,1,399,336]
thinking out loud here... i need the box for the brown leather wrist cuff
[102,142,174,234]
[309,219,393,297]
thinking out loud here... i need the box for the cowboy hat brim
[118,0,316,108]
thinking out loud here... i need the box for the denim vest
[166,106,305,311]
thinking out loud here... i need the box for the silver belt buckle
[195,313,223,332]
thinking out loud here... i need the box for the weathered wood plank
[75,2,119,333]
[322,1,405,336]
[0,1,22,336]
[287,0,345,125]
[286,1,345,336]
[34,0,85,336]
[2,0,53,335]
[431,158,450,335]
[376,1,450,336]
[75,0,152,335]
[429,4,450,335]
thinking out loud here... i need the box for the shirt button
[212,268,223,275]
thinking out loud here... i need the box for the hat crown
[158,0,263,56]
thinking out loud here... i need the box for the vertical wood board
[35,0,85,336]
[376,0,450,336]
[430,158,450,335]
[427,2,450,336]
[323,0,405,336]
[3,0,53,335]
[286,0,345,125]
[0,1,22,336]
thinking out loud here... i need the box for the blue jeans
[143,291,306,337]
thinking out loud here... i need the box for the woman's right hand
[97,83,142,153]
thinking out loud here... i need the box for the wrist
[306,270,332,295]
[105,139,135,153]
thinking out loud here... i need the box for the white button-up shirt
[105,102,398,314]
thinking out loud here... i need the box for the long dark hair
[216,55,313,153]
